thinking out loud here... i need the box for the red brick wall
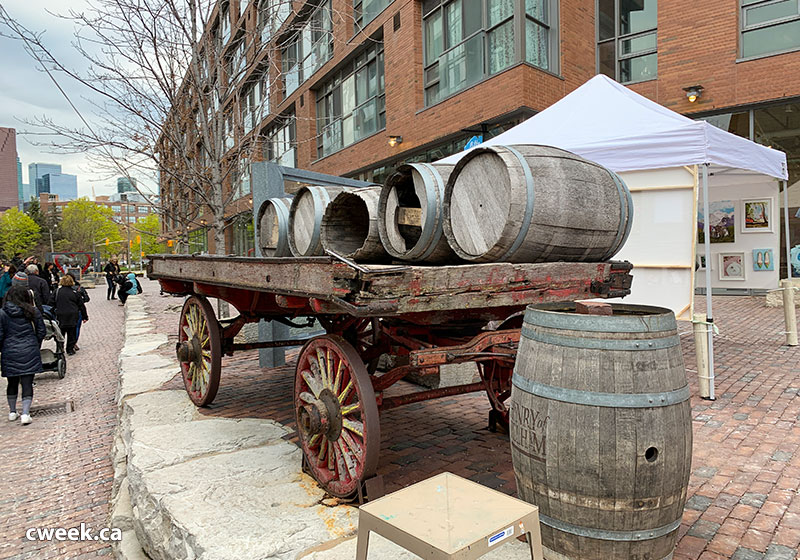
[0,127,18,211]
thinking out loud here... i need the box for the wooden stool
[355,472,543,560]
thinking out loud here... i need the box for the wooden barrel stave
[321,187,389,262]
[444,145,634,263]
[510,303,692,560]
[257,197,293,257]
[379,162,458,263]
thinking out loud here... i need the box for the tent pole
[784,180,792,279]
[702,164,715,400]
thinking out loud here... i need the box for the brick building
[159,0,800,253]
[0,127,20,211]
[40,193,157,225]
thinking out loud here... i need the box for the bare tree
[0,0,340,254]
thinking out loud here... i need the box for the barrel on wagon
[444,145,633,264]
[257,197,293,257]
[289,185,353,256]
[510,303,692,560]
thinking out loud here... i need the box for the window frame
[596,0,658,85]
[739,0,800,59]
[280,0,333,99]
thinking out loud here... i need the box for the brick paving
[0,284,125,559]
[143,280,800,559]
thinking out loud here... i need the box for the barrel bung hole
[645,447,659,462]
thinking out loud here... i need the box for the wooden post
[693,314,710,399]
[781,279,798,346]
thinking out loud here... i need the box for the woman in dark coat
[52,274,88,355]
[1,285,46,425]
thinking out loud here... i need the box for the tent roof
[438,75,788,180]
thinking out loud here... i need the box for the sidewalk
[141,285,800,560]
[0,288,126,559]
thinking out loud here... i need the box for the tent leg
[783,180,792,279]
[701,164,715,400]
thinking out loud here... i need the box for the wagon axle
[298,389,343,441]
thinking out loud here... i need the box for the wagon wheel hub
[176,336,202,364]
[298,389,342,440]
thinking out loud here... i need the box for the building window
[220,3,231,48]
[223,112,235,151]
[265,116,296,167]
[241,73,269,135]
[112,205,121,212]
[227,40,247,85]
[239,0,250,18]
[233,157,251,199]
[597,0,657,84]
[354,0,390,31]
[188,228,209,253]
[316,42,385,157]
[740,0,800,58]
[232,212,255,256]
[259,0,292,44]
[281,0,333,98]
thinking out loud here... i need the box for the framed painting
[752,249,774,271]
[719,252,745,281]
[742,198,773,233]
[698,200,735,243]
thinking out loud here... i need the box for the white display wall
[695,173,780,291]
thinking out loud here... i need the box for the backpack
[136,279,143,294]
[77,285,90,303]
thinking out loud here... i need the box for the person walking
[1,285,46,425]
[42,263,60,293]
[103,258,121,300]
[52,275,88,355]
[68,273,90,351]
[117,272,141,306]
[26,265,51,312]
[0,263,16,299]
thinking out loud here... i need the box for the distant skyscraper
[41,173,78,200]
[16,156,23,210]
[29,162,61,196]
[0,128,19,211]
[117,177,137,193]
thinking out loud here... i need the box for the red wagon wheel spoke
[294,335,379,498]
[177,296,221,407]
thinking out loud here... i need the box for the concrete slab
[120,333,169,357]
[117,365,178,402]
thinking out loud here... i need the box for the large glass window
[241,73,269,135]
[316,42,386,157]
[281,0,333,98]
[265,116,297,167]
[227,40,247,85]
[188,228,209,253]
[740,0,800,58]
[259,0,292,44]
[354,0,391,31]
[422,0,556,106]
[597,0,657,83]
[220,3,231,47]
[232,212,255,256]
[233,157,251,199]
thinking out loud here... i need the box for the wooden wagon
[149,253,632,498]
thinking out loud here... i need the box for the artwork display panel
[698,200,735,244]
[741,198,773,233]
[752,248,774,271]
[718,252,745,281]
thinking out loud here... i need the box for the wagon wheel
[176,295,222,407]
[294,335,380,498]
[323,317,384,373]
[481,312,524,432]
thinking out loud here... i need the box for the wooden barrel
[378,163,458,263]
[257,197,293,257]
[321,187,389,262]
[443,145,633,263]
[510,303,692,560]
[289,186,353,256]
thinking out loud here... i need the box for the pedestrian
[103,258,121,300]
[117,272,141,306]
[42,262,60,292]
[1,285,46,425]
[67,273,90,351]
[0,263,17,300]
[51,274,88,355]
[25,265,51,312]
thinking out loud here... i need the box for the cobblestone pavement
[0,283,125,559]
[150,282,800,559]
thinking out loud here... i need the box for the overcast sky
[0,0,141,198]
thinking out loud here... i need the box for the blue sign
[464,135,483,150]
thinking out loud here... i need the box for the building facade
[159,0,800,253]
[117,177,137,193]
[39,173,78,200]
[40,193,156,225]
[0,127,19,211]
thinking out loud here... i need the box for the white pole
[781,278,798,346]
[693,313,711,398]
[783,180,792,278]
[702,164,715,400]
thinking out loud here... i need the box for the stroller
[40,305,67,379]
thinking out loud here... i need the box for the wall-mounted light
[683,85,704,103]
[388,135,403,147]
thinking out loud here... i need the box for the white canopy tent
[440,74,789,399]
